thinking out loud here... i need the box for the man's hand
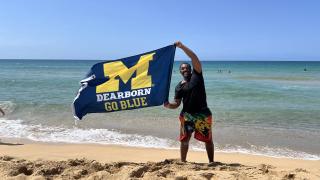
[163,101,170,108]
[174,41,183,48]
[174,41,202,73]
[163,99,181,109]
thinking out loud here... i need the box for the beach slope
[0,143,319,179]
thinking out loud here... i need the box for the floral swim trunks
[179,112,213,143]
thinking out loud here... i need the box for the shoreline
[0,140,320,179]
[1,141,319,167]
[1,136,319,161]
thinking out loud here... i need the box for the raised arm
[175,41,202,73]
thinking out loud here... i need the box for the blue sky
[0,0,319,60]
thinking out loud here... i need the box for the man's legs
[180,133,191,162]
[205,140,214,162]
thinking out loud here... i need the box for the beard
[182,71,191,81]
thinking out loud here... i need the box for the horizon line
[0,59,319,62]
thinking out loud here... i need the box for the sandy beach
[0,140,319,179]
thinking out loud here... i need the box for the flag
[73,45,176,120]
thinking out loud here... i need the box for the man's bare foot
[208,162,216,167]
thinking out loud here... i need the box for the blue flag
[73,45,176,120]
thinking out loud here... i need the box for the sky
[0,0,319,61]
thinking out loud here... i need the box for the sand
[0,141,319,179]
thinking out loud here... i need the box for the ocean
[0,60,319,160]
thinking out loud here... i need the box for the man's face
[180,64,191,79]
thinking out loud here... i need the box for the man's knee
[181,133,192,145]
[205,140,213,146]
[181,141,189,146]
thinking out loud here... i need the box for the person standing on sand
[164,41,214,163]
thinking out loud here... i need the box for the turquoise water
[0,60,320,160]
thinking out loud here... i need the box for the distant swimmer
[0,107,4,116]
[228,70,231,73]
[304,68,307,71]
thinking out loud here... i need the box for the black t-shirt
[175,69,211,116]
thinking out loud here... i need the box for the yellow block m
[96,52,155,93]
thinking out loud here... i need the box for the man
[164,41,214,163]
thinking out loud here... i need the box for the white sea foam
[0,119,176,149]
[0,119,319,160]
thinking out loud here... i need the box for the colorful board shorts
[179,112,213,143]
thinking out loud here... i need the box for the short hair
[179,62,191,70]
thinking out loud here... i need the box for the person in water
[0,107,5,116]
[164,41,214,163]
